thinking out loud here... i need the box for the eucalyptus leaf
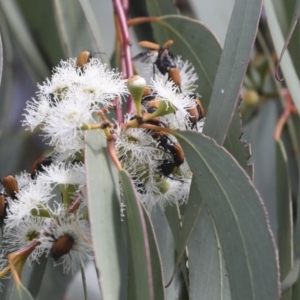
[10,284,34,300]
[174,130,280,300]
[84,130,122,300]
[164,204,189,289]
[53,0,98,58]
[0,0,49,80]
[146,0,178,16]
[129,0,154,41]
[168,177,203,281]
[0,10,14,134]
[188,204,231,300]
[264,0,300,114]
[26,255,48,299]
[0,30,3,86]
[119,169,154,300]
[276,139,293,300]
[142,206,165,300]
[77,0,109,65]
[150,206,188,300]
[203,0,262,145]
[16,0,64,66]
[224,107,252,179]
[282,259,300,294]
[149,15,222,110]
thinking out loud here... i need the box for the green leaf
[150,207,188,300]
[292,261,300,300]
[203,0,262,145]
[142,206,165,300]
[53,0,99,58]
[0,30,3,86]
[26,255,48,299]
[276,140,293,300]
[150,15,222,110]
[264,0,300,114]
[146,0,178,16]
[272,0,300,82]
[119,169,154,300]
[188,204,231,300]
[282,259,300,294]
[9,283,34,300]
[129,0,154,41]
[0,0,49,80]
[224,108,252,179]
[84,130,122,300]
[164,204,189,289]
[77,0,109,65]
[16,0,64,66]
[174,130,280,300]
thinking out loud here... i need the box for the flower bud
[243,90,259,106]
[127,75,147,117]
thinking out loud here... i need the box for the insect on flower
[154,133,185,176]
[76,51,93,69]
[30,156,53,179]
[76,51,105,69]
[186,93,205,130]
[51,234,75,260]
[0,188,8,229]
[133,40,182,92]
[2,175,19,200]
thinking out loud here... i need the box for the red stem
[113,0,134,115]
[274,88,295,140]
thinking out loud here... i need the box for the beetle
[30,156,53,179]
[50,234,75,260]
[2,175,19,200]
[186,94,205,130]
[76,51,93,69]
[133,40,182,92]
[154,134,185,176]
[0,188,8,229]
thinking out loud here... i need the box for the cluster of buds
[0,41,204,287]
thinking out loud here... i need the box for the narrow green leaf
[188,204,231,300]
[119,169,154,300]
[295,125,300,256]
[53,0,98,58]
[164,204,189,288]
[264,0,300,114]
[16,0,64,66]
[146,0,178,16]
[129,0,154,41]
[150,207,188,300]
[282,259,300,294]
[0,0,49,79]
[0,30,3,87]
[26,255,48,299]
[274,0,300,81]
[224,108,252,179]
[276,140,293,300]
[77,0,109,65]
[150,15,222,110]
[84,130,122,300]
[0,10,14,133]
[292,261,300,300]
[142,206,165,300]
[203,0,262,145]
[282,0,300,77]
[9,284,34,300]
[174,130,280,300]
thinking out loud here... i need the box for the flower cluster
[0,45,204,286]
